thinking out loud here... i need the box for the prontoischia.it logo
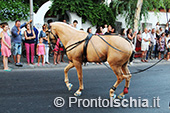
[54,96,160,108]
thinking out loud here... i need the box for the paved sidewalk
[0,55,169,71]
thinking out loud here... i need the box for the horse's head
[49,22,88,48]
[46,25,57,44]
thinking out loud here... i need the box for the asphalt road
[0,63,170,113]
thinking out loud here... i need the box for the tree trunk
[134,0,143,32]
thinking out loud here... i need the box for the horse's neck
[56,26,87,46]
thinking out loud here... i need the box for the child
[37,37,45,66]
[53,38,62,65]
[166,40,170,61]
[0,22,12,71]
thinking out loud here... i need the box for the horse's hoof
[67,83,73,91]
[74,90,82,96]
[112,94,116,100]
[118,95,125,99]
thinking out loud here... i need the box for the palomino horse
[49,22,133,99]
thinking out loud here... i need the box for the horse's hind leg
[118,64,132,99]
[64,62,74,91]
[109,65,124,99]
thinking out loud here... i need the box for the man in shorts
[141,28,151,62]
[11,20,32,66]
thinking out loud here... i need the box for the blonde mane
[50,22,86,34]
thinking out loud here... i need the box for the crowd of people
[0,19,66,71]
[117,22,170,64]
[85,21,170,65]
[0,19,170,71]
[134,22,170,63]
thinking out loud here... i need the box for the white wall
[82,20,96,34]
[116,11,170,31]
[34,1,52,31]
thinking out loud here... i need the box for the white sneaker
[129,62,133,65]
[105,61,109,64]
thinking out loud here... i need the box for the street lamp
[30,0,34,28]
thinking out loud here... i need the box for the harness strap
[97,35,129,54]
[111,86,117,91]
[125,87,129,90]
[83,34,93,63]
[65,39,86,52]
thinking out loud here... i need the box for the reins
[97,35,130,54]
[65,39,86,52]
[91,35,164,75]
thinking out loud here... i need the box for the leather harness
[83,34,93,63]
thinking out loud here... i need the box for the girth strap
[83,34,93,63]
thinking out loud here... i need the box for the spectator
[80,28,84,31]
[119,28,126,38]
[63,19,67,24]
[0,22,12,71]
[87,27,92,34]
[135,30,142,53]
[103,24,108,34]
[155,22,160,31]
[155,30,160,59]
[39,24,50,64]
[37,37,45,66]
[0,23,3,56]
[33,26,39,57]
[24,23,36,65]
[53,37,63,65]
[158,33,166,59]
[11,19,32,66]
[165,33,170,47]
[73,20,78,29]
[149,28,156,59]
[95,26,103,35]
[165,33,170,60]
[165,23,169,34]
[166,40,170,61]
[104,25,112,35]
[141,28,151,62]
[159,27,164,35]
[47,19,53,29]
[126,28,136,42]
[111,27,115,34]
[126,28,136,65]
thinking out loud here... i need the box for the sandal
[31,63,35,65]
[144,60,148,62]
[46,62,50,64]
[4,69,12,72]
[141,59,145,62]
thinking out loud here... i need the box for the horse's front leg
[73,60,83,96]
[64,62,74,91]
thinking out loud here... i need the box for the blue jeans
[12,42,22,55]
